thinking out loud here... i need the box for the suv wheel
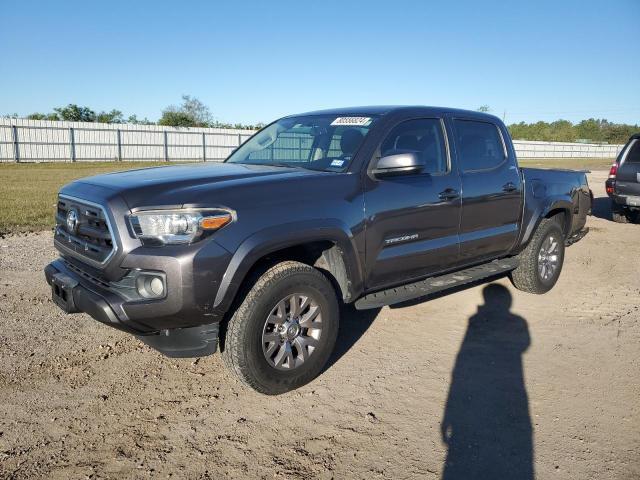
[221,261,339,395]
[611,201,629,223]
[510,217,565,294]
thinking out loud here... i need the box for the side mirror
[373,151,424,177]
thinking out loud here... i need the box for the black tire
[612,211,629,223]
[509,217,565,294]
[611,201,629,223]
[221,261,339,395]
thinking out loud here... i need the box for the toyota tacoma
[45,106,591,394]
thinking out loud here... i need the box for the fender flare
[212,219,363,314]
[520,196,573,248]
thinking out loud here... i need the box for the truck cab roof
[290,105,503,123]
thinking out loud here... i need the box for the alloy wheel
[262,293,323,370]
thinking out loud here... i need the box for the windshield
[225,114,378,172]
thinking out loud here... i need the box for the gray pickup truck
[45,106,591,394]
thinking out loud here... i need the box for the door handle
[438,188,460,201]
[502,182,517,192]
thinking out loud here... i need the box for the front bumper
[45,257,225,357]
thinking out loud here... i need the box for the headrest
[340,129,365,156]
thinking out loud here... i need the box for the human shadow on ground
[440,283,533,480]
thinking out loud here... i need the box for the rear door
[616,138,640,200]
[364,117,462,289]
[451,117,523,263]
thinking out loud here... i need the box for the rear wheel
[611,201,629,223]
[510,217,565,294]
[221,261,339,395]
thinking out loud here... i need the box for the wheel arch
[543,206,572,237]
[519,196,573,250]
[213,220,364,316]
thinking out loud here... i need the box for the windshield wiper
[269,163,297,168]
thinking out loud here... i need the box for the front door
[364,118,462,290]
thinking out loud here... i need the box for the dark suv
[45,106,591,394]
[606,133,640,223]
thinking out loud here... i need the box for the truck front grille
[54,195,116,266]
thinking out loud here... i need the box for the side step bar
[354,258,519,310]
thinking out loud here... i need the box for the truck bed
[520,167,591,239]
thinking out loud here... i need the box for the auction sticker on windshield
[330,117,372,126]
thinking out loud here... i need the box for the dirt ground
[0,170,638,479]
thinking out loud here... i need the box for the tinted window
[623,140,640,164]
[379,118,448,174]
[454,120,506,171]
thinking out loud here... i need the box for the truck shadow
[327,273,512,371]
[324,304,381,372]
[440,283,533,480]
[591,196,613,220]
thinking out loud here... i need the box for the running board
[354,258,519,310]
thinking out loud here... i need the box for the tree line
[476,105,637,144]
[9,95,264,130]
[5,97,638,144]
[507,119,638,145]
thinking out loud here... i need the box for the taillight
[606,186,615,194]
[608,163,618,178]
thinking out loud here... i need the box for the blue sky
[1,0,639,125]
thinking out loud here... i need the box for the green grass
[0,158,615,234]
[0,162,168,234]
[518,157,613,171]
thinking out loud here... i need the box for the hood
[65,162,328,209]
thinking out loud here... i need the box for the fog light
[136,273,166,299]
[149,277,164,296]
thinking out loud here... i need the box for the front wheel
[221,261,339,395]
[510,217,565,294]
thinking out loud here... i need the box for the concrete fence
[0,118,624,163]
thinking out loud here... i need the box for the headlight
[128,209,233,245]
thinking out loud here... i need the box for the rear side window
[454,119,506,172]
[379,118,449,174]
[623,140,640,164]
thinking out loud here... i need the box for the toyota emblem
[66,208,79,234]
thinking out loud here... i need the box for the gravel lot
[1,170,638,479]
